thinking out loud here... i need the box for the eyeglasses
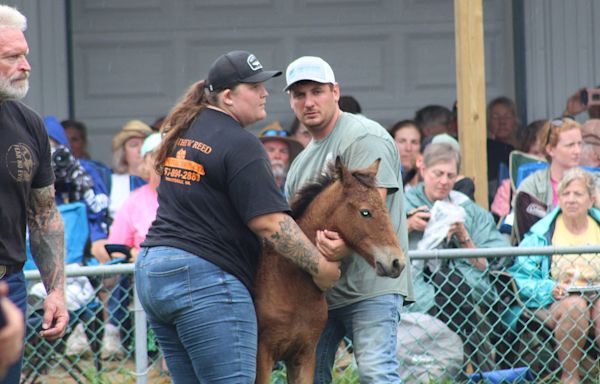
[261,129,290,138]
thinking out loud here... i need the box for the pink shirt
[550,176,559,207]
[108,184,158,251]
[491,178,511,217]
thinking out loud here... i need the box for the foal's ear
[335,156,350,181]
[366,158,381,175]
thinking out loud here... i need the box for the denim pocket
[148,266,192,317]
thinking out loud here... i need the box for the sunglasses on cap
[262,129,291,138]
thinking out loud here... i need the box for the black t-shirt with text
[0,100,55,265]
[142,109,289,291]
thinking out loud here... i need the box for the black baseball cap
[206,50,282,92]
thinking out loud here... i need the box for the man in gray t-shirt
[284,56,414,384]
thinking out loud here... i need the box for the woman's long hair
[154,80,217,173]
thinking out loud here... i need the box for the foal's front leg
[286,352,317,384]
[256,341,275,384]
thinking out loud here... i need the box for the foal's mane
[290,161,377,220]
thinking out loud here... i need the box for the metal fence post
[133,274,148,384]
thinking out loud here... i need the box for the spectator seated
[508,169,600,383]
[405,141,511,373]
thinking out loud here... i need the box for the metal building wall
[10,1,599,165]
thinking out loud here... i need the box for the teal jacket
[509,207,600,309]
[404,183,510,313]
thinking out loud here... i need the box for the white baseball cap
[284,56,336,92]
[141,132,162,157]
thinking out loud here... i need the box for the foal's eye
[360,209,371,218]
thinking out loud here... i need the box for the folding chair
[581,165,600,173]
[23,202,105,383]
[103,243,134,354]
[507,151,547,190]
[515,162,548,189]
[493,152,547,242]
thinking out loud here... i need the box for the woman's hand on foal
[316,230,351,261]
[313,257,341,291]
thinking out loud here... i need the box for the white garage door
[70,0,514,164]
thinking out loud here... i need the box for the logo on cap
[247,54,263,71]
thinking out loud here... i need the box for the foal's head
[291,157,405,278]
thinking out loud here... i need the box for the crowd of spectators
[389,90,599,383]
[36,84,599,383]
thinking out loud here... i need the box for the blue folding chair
[581,166,600,173]
[24,202,89,270]
[515,164,599,190]
[515,162,548,189]
[23,202,104,382]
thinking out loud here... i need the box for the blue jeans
[1,272,26,384]
[135,246,257,384]
[314,294,403,384]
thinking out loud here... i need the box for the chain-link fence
[22,264,164,384]
[271,245,600,383]
[22,246,600,383]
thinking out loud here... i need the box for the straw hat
[258,121,304,162]
[112,120,153,152]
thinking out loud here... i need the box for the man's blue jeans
[314,294,403,384]
[135,246,257,384]
[1,272,26,384]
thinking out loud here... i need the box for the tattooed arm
[248,212,341,291]
[27,185,69,340]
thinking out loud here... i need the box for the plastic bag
[417,200,466,251]
[396,312,464,383]
[417,200,466,272]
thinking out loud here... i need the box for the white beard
[0,72,29,100]
[271,160,288,180]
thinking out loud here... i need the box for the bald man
[581,119,600,168]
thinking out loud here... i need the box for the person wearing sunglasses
[258,122,304,193]
[513,117,600,216]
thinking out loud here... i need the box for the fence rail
[22,246,600,383]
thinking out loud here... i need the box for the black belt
[0,264,22,279]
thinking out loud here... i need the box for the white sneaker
[101,323,126,359]
[65,323,92,357]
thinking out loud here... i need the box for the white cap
[140,132,162,157]
[284,56,336,92]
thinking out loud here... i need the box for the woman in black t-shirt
[135,51,340,383]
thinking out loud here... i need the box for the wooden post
[454,0,488,208]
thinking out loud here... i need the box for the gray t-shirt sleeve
[342,135,400,193]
